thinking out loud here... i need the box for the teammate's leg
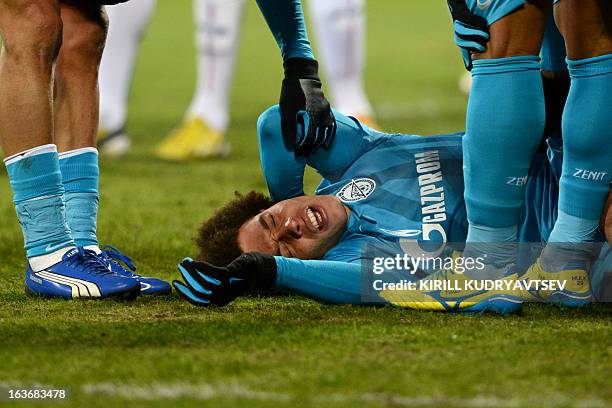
[0,0,138,298]
[307,0,376,127]
[540,0,612,280]
[54,2,165,296]
[548,0,612,246]
[98,0,156,156]
[0,0,60,156]
[462,1,549,271]
[155,0,244,161]
[54,1,106,253]
[0,0,75,260]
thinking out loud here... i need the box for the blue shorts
[465,0,526,25]
[466,0,564,26]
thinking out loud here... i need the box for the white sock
[186,0,245,133]
[99,0,157,132]
[307,0,373,117]
[29,246,76,272]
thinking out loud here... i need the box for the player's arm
[258,106,377,201]
[255,0,336,157]
[172,254,367,306]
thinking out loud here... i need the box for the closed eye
[258,213,281,255]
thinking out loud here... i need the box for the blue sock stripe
[6,151,64,202]
[5,148,76,257]
[471,55,541,76]
[59,151,99,194]
[59,150,100,248]
[567,53,612,78]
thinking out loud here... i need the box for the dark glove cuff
[245,253,278,291]
[283,58,319,80]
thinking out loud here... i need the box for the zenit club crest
[336,178,376,202]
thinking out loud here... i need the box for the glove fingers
[454,21,490,41]
[454,33,487,53]
[309,126,325,155]
[180,260,223,288]
[460,48,474,71]
[323,122,336,150]
[295,123,314,157]
[172,280,211,306]
[178,263,212,295]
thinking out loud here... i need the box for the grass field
[0,1,611,407]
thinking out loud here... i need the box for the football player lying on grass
[172,101,612,314]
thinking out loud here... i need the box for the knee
[256,105,282,143]
[60,6,108,66]
[1,2,62,67]
[476,2,549,59]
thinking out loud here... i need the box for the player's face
[238,195,349,259]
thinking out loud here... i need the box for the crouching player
[172,104,611,314]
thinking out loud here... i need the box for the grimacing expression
[237,195,349,259]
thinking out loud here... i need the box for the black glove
[447,0,490,70]
[172,253,277,307]
[280,58,336,157]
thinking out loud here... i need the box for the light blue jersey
[257,106,611,303]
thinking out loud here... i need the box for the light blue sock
[544,54,612,265]
[4,145,75,258]
[549,54,612,242]
[59,148,100,248]
[464,56,545,263]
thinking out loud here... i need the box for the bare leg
[554,0,612,60]
[0,0,61,156]
[54,1,107,152]
[475,0,550,60]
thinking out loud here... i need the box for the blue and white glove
[172,253,277,307]
[447,0,490,70]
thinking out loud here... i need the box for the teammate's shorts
[465,0,526,26]
[466,0,565,26]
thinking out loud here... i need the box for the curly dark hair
[196,191,275,266]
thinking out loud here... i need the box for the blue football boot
[25,247,140,300]
[98,246,171,296]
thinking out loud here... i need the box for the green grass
[0,1,610,407]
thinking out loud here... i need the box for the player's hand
[447,0,489,70]
[280,58,336,157]
[172,253,277,306]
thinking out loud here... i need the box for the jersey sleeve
[255,0,315,61]
[274,256,365,304]
[257,105,380,201]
